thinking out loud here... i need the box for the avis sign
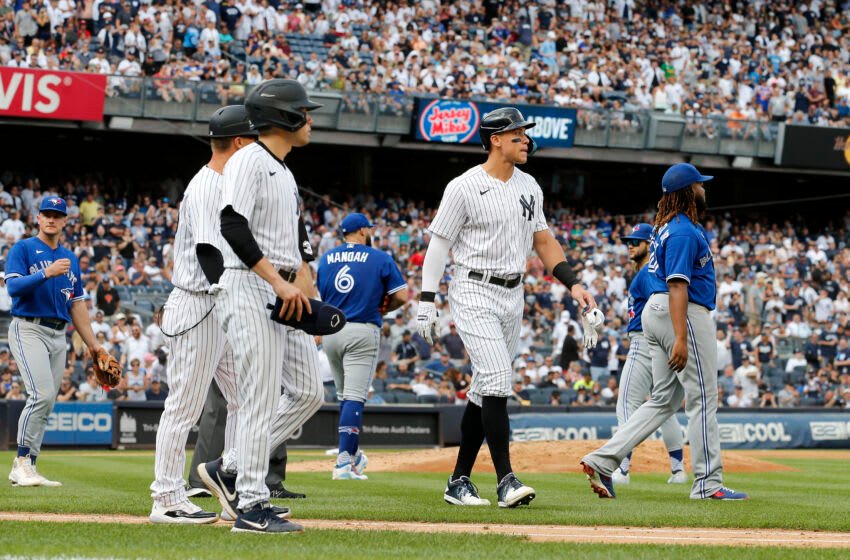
[0,67,107,122]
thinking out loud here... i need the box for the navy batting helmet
[245,79,322,132]
[479,107,537,153]
[208,105,258,138]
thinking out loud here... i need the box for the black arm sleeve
[220,205,264,269]
[553,261,579,290]
[196,243,224,285]
[298,216,315,263]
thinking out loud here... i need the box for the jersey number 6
[334,265,355,294]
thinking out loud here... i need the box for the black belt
[467,270,522,289]
[15,316,67,330]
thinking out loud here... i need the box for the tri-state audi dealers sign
[413,98,576,149]
[0,67,106,122]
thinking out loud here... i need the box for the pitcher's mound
[290,440,795,474]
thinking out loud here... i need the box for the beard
[695,193,707,214]
[364,234,372,247]
[630,247,648,263]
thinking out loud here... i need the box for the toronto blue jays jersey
[647,213,716,310]
[317,242,406,327]
[627,264,651,333]
[5,237,84,322]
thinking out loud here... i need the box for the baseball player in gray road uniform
[582,163,748,501]
[199,79,323,534]
[149,106,255,524]
[417,107,598,508]
[612,223,685,486]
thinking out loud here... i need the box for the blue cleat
[232,503,304,534]
[709,487,749,500]
[582,462,615,499]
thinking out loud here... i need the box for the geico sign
[718,422,792,444]
[0,72,60,114]
[46,412,112,432]
[0,67,106,122]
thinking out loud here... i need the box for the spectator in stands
[0,369,12,398]
[77,370,109,402]
[727,385,753,408]
[145,378,168,401]
[437,322,466,365]
[96,276,121,318]
[734,355,761,402]
[122,358,149,401]
[56,377,78,402]
[777,383,800,408]
[0,272,11,316]
[392,330,418,372]
[4,381,25,401]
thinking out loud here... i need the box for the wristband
[420,291,436,303]
[553,261,578,290]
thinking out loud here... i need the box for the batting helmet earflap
[479,107,536,152]
[208,105,258,138]
[245,79,323,132]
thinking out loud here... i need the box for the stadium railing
[103,76,775,158]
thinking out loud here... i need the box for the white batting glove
[416,301,438,344]
[581,308,602,350]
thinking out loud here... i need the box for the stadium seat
[416,394,438,404]
[393,392,417,404]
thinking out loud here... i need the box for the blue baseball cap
[661,163,714,193]
[622,223,653,241]
[340,213,373,234]
[39,196,68,216]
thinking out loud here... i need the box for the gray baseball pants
[9,318,67,456]
[583,294,724,499]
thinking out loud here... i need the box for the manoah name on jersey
[325,251,370,264]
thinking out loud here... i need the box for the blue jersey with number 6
[318,243,406,327]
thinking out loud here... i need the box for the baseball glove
[91,347,122,388]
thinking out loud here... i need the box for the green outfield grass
[0,449,848,558]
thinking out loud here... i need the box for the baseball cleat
[149,501,218,525]
[612,468,630,485]
[353,450,369,476]
[496,473,536,508]
[186,486,213,498]
[221,504,291,522]
[30,464,61,487]
[444,476,491,506]
[708,487,749,500]
[332,463,368,480]
[231,503,304,534]
[667,470,688,484]
[197,458,239,520]
[268,485,306,499]
[582,462,615,498]
[9,456,41,487]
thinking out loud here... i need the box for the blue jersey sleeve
[662,234,696,284]
[4,242,29,279]
[382,255,406,295]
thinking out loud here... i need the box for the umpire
[317,213,408,479]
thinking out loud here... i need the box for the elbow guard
[220,206,264,269]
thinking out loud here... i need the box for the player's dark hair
[654,186,698,227]
[210,137,233,151]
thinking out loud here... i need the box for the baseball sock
[669,448,684,472]
[620,452,632,475]
[29,455,36,465]
[17,446,30,459]
[481,396,512,482]
[451,401,485,480]
[338,400,363,461]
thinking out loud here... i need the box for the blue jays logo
[61,288,73,302]
[49,198,63,207]
[627,295,635,319]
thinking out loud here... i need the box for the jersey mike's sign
[413,98,576,149]
[0,67,107,122]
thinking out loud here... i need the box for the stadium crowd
[2,1,850,130]
[0,170,849,410]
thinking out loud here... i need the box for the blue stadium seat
[417,394,438,404]
[393,392,417,404]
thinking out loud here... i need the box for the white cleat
[667,470,688,484]
[9,456,41,487]
[353,450,368,476]
[332,463,368,480]
[612,468,630,485]
[149,501,219,525]
[31,465,62,487]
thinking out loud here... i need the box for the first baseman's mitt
[91,347,122,388]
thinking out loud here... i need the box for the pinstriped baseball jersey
[428,165,549,275]
[171,166,224,292]
[220,142,302,270]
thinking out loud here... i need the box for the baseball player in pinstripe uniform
[199,79,322,534]
[149,106,256,524]
[582,163,748,501]
[611,223,686,486]
[317,213,408,480]
[417,107,598,507]
[6,197,105,488]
